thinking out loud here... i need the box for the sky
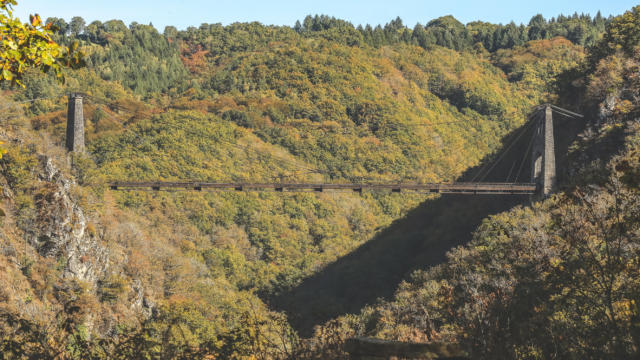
[15,0,640,31]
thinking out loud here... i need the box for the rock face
[27,155,108,284]
[131,279,155,318]
[599,94,619,125]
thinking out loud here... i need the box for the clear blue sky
[15,0,639,31]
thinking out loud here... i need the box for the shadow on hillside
[271,111,587,336]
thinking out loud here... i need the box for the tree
[45,16,67,35]
[550,183,640,357]
[69,16,85,37]
[528,14,546,39]
[591,5,640,65]
[163,25,177,39]
[0,0,83,85]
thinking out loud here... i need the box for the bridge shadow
[270,112,587,336]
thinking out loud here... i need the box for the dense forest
[0,2,638,358]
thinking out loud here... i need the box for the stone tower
[531,105,556,198]
[66,93,84,153]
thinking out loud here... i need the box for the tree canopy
[0,0,83,85]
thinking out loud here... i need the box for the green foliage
[50,18,190,95]
[493,37,585,100]
[4,15,537,357]
[0,144,38,191]
[0,0,83,85]
[83,29,535,299]
[591,6,640,64]
[587,48,640,121]
[299,12,607,52]
[98,274,130,303]
[70,151,98,185]
[0,142,5,164]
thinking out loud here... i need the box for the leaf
[29,13,40,27]
[2,68,12,80]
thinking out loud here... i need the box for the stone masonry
[531,105,556,198]
[66,93,84,153]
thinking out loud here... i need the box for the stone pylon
[531,105,555,198]
[66,93,84,153]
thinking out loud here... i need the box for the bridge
[64,93,583,198]
[107,181,537,194]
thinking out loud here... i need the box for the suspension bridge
[60,93,583,197]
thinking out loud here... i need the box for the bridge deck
[108,182,537,195]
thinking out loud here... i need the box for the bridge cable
[469,150,497,182]
[514,114,541,183]
[85,94,509,176]
[469,123,517,182]
[0,94,65,110]
[91,103,149,151]
[549,105,584,119]
[91,103,136,128]
[83,94,152,116]
[471,118,533,182]
[92,99,147,116]
[505,161,517,182]
[476,117,536,183]
[469,111,541,182]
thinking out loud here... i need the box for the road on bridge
[108,181,537,195]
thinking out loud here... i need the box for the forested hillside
[303,7,640,359]
[0,3,636,358]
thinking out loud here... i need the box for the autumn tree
[0,0,83,85]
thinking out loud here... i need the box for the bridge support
[531,105,555,198]
[66,93,84,153]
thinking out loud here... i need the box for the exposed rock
[131,279,154,319]
[598,94,619,125]
[26,155,109,284]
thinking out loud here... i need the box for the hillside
[0,5,633,359]
[303,7,640,359]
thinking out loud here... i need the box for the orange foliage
[211,96,239,113]
[524,37,580,58]
[125,249,152,279]
[171,97,215,113]
[31,109,65,130]
[180,44,210,74]
[494,36,585,73]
